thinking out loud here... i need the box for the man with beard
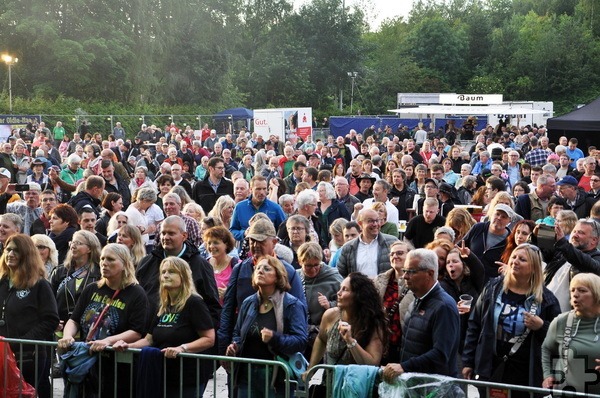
[389,169,416,221]
[544,218,600,311]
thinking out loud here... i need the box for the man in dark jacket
[192,157,233,214]
[382,249,460,380]
[389,169,416,221]
[67,175,104,216]
[136,216,221,329]
[556,175,593,219]
[544,218,600,311]
[101,160,132,208]
[463,204,513,282]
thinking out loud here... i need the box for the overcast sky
[294,0,414,31]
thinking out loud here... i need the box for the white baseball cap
[0,168,11,179]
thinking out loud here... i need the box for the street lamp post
[1,54,18,114]
[347,72,358,114]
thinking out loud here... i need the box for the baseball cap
[481,168,492,178]
[424,178,439,187]
[246,219,277,241]
[557,176,578,187]
[494,204,516,219]
[0,168,11,179]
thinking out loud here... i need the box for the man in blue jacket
[382,248,460,380]
[218,218,306,354]
[230,175,286,241]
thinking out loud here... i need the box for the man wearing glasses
[192,157,234,214]
[382,249,460,381]
[337,208,398,277]
[588,175,600,200]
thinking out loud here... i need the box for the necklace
[211,257,230,274]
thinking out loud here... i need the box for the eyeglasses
[591,178,600,182]
[390,250,407,257]
[288,227,305,232]
[69,241,88,247]
[35,245,48,250]
[401,268,427,275]
[362,219,380,225]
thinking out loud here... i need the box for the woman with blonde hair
[106,210,131,242]
[183,202,205,224]
[208,195,235,228]
[372,201,398,237]
[32,234,59,278]
[114,257,215,397]
[463,244,561,397]
[116,224,146,266]
[445,207,477,243]
[542,273,600,394]
[58,243,148,396]
[51,230,102,330]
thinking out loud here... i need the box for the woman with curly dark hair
[500,219,535,264]
[307,272,387,371]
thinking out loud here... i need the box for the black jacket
[67,191,102,216]
[192,176,233,214]
[401,283,460,377]
[463,222,509,282]
[389,184,416,221]
[462,277,561,385]
[104,174,132,208]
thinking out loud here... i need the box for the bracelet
[347,339,357,349]
[180,344,189,353]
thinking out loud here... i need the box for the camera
[536,224,555,251]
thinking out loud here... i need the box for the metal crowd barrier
[303,364,600,398]
[0,337,296,398]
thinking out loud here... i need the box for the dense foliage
[1,0,599,117]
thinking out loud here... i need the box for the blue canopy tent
[214,107,253,132]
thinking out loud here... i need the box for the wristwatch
[180,344,189,353]
[347,339,357,349]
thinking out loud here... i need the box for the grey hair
[434,226,456,242]
[462,175,477,188]
[461,163,473,172]
[374,179,391,192]
[317,182,336,200]
[163,215,187,233]
[278,194,294,206]
[163,192,181,205]
[296,189,318,208]
[480,151,490,158]
[408,249,438,280]
[0,213,23,233]
[541,164,556,174]
[286,215,310,232]
[536,174,555,188]
[137,187,157,203]
[135,166,148,176]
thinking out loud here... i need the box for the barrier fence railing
[0,337,295,398]
[304,364,600,398]
[4,337,600,398]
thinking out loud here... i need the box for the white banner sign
[439,94,503,105]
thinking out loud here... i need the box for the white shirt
[362,198,399,225]
[355,235,379,277]
[125,205,149,244]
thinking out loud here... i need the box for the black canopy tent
[547,98,600,149]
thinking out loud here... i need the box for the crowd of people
[0,119,600,397]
